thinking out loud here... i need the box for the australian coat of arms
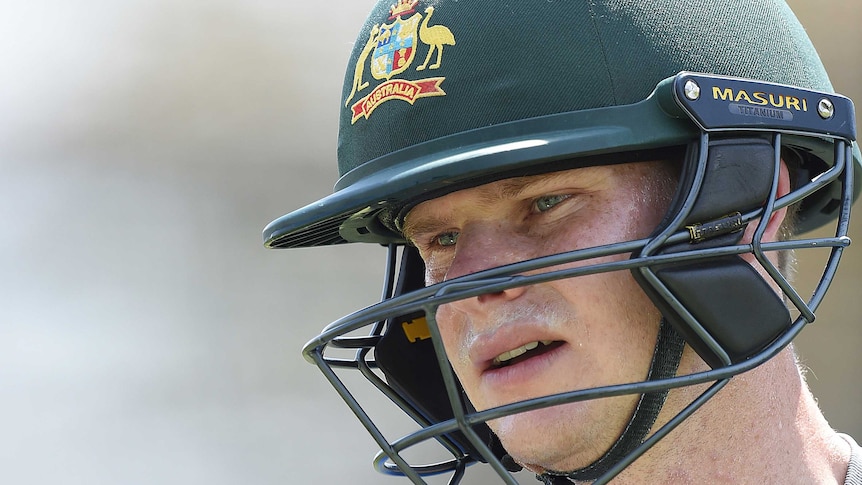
[346,1,456,124]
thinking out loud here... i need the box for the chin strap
[536,318,685,484]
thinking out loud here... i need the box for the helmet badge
[347,1,455,124]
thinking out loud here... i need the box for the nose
[442,222,530,308]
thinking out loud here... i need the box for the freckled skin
[405,161,676,471]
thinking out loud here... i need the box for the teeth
[493,340,554,366]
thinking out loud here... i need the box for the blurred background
[0,1,858,483]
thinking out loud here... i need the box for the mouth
[490,340,565,369]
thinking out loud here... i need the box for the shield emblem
[371,13,421,80]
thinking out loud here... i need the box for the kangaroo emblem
[345,24,380,107]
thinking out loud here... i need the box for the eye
[436,231,459,247]
[534,194,570,212]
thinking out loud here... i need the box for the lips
[471,323,567,374]
[474,338,568,399]
[492,340,559,367]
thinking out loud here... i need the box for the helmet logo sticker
[401,316,431,343]
[346,1,455,124]
[712,86,809,121]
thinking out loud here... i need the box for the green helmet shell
[264,0,859,249]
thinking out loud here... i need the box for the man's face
[403,161,676,471]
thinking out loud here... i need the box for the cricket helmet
[264,0,859,482]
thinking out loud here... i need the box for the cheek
[558,189,663,256]
[434,305,471,368]
[544,204,630,260]
[423,251,454,285]
[554,270,660,379]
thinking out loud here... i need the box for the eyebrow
[401,171,574,242]
[401,215,450,244]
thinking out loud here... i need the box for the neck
[609,346,850,484]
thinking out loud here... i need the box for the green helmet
[264,0,858,482]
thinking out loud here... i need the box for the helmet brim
[264,79,695,248]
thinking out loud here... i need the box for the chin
[488,394,638,472]
[489,401,594,471]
